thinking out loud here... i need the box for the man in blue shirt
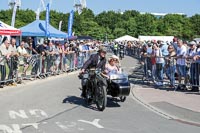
[160,41,169,57]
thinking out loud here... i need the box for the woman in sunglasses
[165,45,176,88]
[104,56,120,78]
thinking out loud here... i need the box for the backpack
[188,48,198,55]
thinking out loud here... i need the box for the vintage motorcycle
[80,69,107,111]
[119,49,125,60]
[79,69,131,111]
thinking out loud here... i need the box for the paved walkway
[129,60,200,124]
[132,85,200,113]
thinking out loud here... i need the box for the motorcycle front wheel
[96,83,107,111]
[85,81,93,105]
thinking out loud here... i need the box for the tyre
[96,83,107,111]
[119,96,126,102]
[85,81,93,105]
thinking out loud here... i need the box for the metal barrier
[0,50,96,88]
[140,55,200,92]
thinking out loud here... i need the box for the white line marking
[29,109,48,118]
[9,110,28,119]
[78,119,104,129]
[0,124,22,133]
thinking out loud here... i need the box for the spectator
[0,37,11,88]
[67,43,75,71]
[62,42,69,72]
[36,41,47,74]
[151,45,156,82]
[54,42,62,74]
[172,37,178,52]
[78,40,85,68]
[160,41,169,57]
[165,45,176,87]
[154,43,164,86]
[46,41,56,73]
[8,38,19,82]
[187,41,199,91]
[146,42,153,78]
[176,39,187,89]
[17,41,30,77]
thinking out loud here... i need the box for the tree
[161,14,188,38]
[122,10,140,20]
[113,28,126,38]
[95,11,122,31]
[135,13,157,37]
[0,8,199,40]
[190,14,200,37]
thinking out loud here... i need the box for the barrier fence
[0,50,96,87]
[128,46,200,92]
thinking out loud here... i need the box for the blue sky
[0,0,199,16]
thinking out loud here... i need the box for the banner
[59,21,62,31]
[68,10,74,37]
[45,3,50,37]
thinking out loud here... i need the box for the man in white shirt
[17,41,30,77]
[187,41,199,91]
[0,37,11,87]
[78,40,85,68]
[176,39,187,87]
[154,44,164,85]
[8,38,19,81]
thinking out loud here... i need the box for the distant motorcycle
[119,49,124,60]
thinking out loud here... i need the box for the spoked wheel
[96,83,107,111]
[119,96,126,102]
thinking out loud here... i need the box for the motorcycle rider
[113,42,118,56]
[80,47,107,98]
[118,42,125,59]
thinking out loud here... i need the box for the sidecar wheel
[120,96,126,102]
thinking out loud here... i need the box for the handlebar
[78,68,103,79]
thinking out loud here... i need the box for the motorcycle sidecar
[107,73,131,101]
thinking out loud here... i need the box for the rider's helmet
[98,47,107,54]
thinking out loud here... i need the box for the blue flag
[45,3,50,37]
[68,10,74,37]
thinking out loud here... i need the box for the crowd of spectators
[0,36,101,88]
[107,38,200,92]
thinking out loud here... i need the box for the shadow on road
[62,95,99,111]
[62,95,121,111]
[107,97,121,108]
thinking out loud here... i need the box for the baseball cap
[189,41,196,45]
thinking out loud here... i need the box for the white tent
[194,38,200,43]
[115,35,138,42]
[0,20,21,36]
[138,36,174,42]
